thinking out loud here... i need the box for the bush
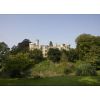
[64,67,72,74]
[47,48,61,63]
[32,60,75,77]
[3,53,34,78]
[96,66,100,70]
[76,62,97,76]
[29,49,43,64]
[64,63,75,74]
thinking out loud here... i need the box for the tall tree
[84,45,100,66]
[0,42,9,68]
[10,45,19,55]
[76,33,100,66]
[75,33,95,60]
[0,42,9,59]
[17,39,31,53]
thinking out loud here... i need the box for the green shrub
[29,49,43,64]
[3,53,34,78]
[64,63,75,74]
[32,60,75,77]
[64,67,72,74]
[76,62,97,76]
[47,48,61,63]
[96,66,100,70]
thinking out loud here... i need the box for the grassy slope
[32,60,74,77]
[0,76,100,86]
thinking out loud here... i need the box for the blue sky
[0,14,100,48]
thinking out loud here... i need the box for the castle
[29,40,70,57]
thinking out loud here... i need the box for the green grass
[0,76,100,86]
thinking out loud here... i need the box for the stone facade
[29,40,70,57]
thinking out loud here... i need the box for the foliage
[13,39,31,54]
[49,41,53,47]
[3,53,34,78]
[84,46,100,67]
[64,62,75,74]
[75,34,100,68]
[10,45,19,55]
[66,48,78,62]
[0,42,9,69]
[75,62,97,76]
[0,42,9,57]
[29,49,43,64]
[32,60,74,78]
[10,39,31,54]
[47,48,62,63]
[18,39,31,52]
[75,34,95,60]
[61,49,78,62]
[61,49,68,62]
[0,34,100,78]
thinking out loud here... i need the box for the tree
[10,45,19,55]
[29,49,43,64]
[61,48,78,62]
[49,41,53,47]
[47,48,61,63]
[76,33,95,60]
[10,39,31,54]
[84,46,100,67]
[66,48,78,62]
[94,36,100,46]
[3,53,34,78]
[75,33,100,67]
[0,42,9,69]
[17,39,31,53]
[0,42,9,56]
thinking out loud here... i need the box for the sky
[0,14,100,48]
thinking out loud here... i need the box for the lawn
[0,76,100,86]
